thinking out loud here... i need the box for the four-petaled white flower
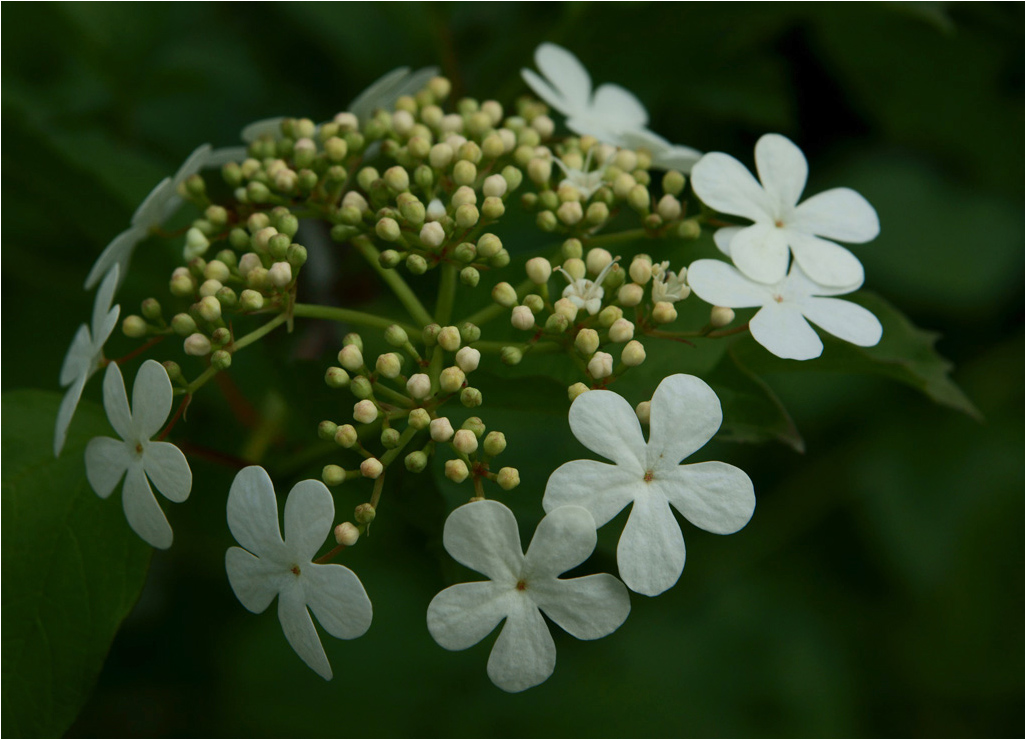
[84,143,246,290]
[691,133,879,288]
[521,43,701,171]
[651,261,690,303]
[85,360,192,549]
[427,500,630,693]
[558,257,620,315]
[544,374,755,597]
[225,466,373,681]
[687,259,883,361]
[55,265,121,457]
[553,149,607,200]
[241,66,440,143]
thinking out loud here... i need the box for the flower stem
[581,228,649,249]
[352,236,433,327]
[182,312,289,396]
[292,303,420,336]
[434,261,458,325]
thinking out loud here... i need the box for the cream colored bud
[585,248,613,276]
[635,401,652,425]
[618,283,644,307]
[531,115,555,139]
[184,333,211,356]
[621,340,646,367]
[587,351,614,379]
[408,408,431,429]
[710,306,736,327]
[337,344,364,371]
[184,227,210,260]
[613,149,638,172]
[491,282,518,308]
[238,252,263,277]
[496,467,520,491]
[334,424,358,448]
[376,217,401,242]
[198,279,223,298]
[452,160,477,186]
[353,400,378,424]
[204,260,231,283]
[629,254,653,284]
[360,457,384,479]
[420,221,446,248]
[525,257,552,284]
[375,352,402,379]
[430,417,455,443]
[437,326,461,352]
[482,174,508,198]
[453,429,479,455]
[652,301,678,324]
[342,191,369,213]
[562,258,586,281]
[511,305,535,331]
[334,522,360,546]
[441,113,464,134]
[608,318,635,343]
[574,328,600,355]
[392,109,415,136]
[556,200,583,225]
[598,305,623,327]
[657,194,682,221]
[197,295,222,322]
[268,261,292,289]
[455,346,481,373]
[439,366,466,394]
[428,143,454,169]
[567,382,590,402]
[425,198,446,222]
[406,373,432,399]
[122,315,147,338]
[612,172,637,200]
[444,459,469,483]
[553,297,579,322]
[252,226,279,253]
[527,157,552,185]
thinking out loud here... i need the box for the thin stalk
[352,237,433,327]
[434,262,458,325]
[292,303,419,336]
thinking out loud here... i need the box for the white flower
[691,133,879,288]
[686,258,883,361]
[427,500,630,693]
[84,144,246,290]
[520,43,701,171]
[544,374,755,597]
[55,265,120,457]
[650,261,690,303]
[225,466,372,681]
[552,149,607,200]
[85,360,192,549]
[557,256,619,316]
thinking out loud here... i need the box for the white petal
[712,226,742,256]
[650,145,703,174]
[91,264,121,341]
[84,227,143,290]
[131,178,174,228]
[225,546,287,614]
[749,302,823,361]
[427,581,512,651]
[172,144,213,188]
[442,500,523,584]
[227,466,288,563]
[568,389,646,472]
[389,66,440,102]
[122,462,173,549]
[131,360,173,440]
[283,481,333,562]
[690,152,773,223]
[487,599,556,693]
[54,375,87,457]
[524,505,597,579]
[533,43,592,113]
[101,362,134,441]
[730,223,790,285]
[277,578,332,680]
[349,66,410,122]
[522,69,572,117]
[657,461,755,534]
[60,325,94,387]
[755,133,807,214]
[786,230,865,288]
[647,374,723,467]
[543,460,641,527]
[530,573,630,640]
[798,296,883,348]
[241,116,286,143]
[686,259,772,309]
[302,562,373,640]
[784,262,863,297]
[85,436,130,498]
[204,146,248,168]
[143,441,191,503]
[616,492,685,597]
[591,84,648,129]
[791,187,880,243]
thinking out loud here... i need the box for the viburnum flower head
[687,259,883,361]
[691,133,879,288]
[520,43,701,172]
[544,374,755,596]
[427,500,630,693]
[55,265,120,457]
[85,360,192,549]
[225,467,372,680]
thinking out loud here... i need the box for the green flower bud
[561,238,583,261]
[141,298,162,322]
[353,399,378,424]
[407,136,431,160]
[455,203,479,229]
[414,163,434,190]
[222,161,243,187]
[246,181,271,204]
[496,467,520,491]
[500,346,522,365]
[334,424,358,448]
[399,198,426,226]
[172,313,198,336]
[662,170,686,196]
[628,183,651,213]
[481,196,505,220]
[652,301,678,324]
[544,313,569,333]
[621,340,646,367]
[379,249,402,269]
[439,366,466,394]
[267,233,290,260]
[318,420,339,441]
[357,166,379,192]
[325,367,351,388]
[384,166,410,193]
[405,451,429,473]
[481,133,505,160]
[598,305,624,328]
[211,327,231,346]
[476,233,502,259]
[501,165,523,192]
[163,361,184,384]
[536,210,558,232]
[710,306,736,328]
[381,427,401,449]
[406,253,428,275]
[354,503,376,524]
[453,429,478,455]
[122,315,148,338]
[422,323,442,346]
[322,464,346,487]
[459,322,481,344]
[483,431,506,457]
[375,352,403,379]
[461,416,486,437]
[490,249,510,269]
[457,141,482,164]
[676,218,702,240]
[287,243,307,268]
[338,344,365,370]
[522,294,544,314]
[211,349,232,370]
[229,228,251,250]
[184,333,212,356]
[491,282,517,308]
[521,192,539,210]
[376,217,402,242]
[575,328,600,355]
[437,325,461,352]
[453,242,477,263]
[216,286,238,308]
[239,289,264,312]
[384,324,409,347]
[350,375,374,399]
[445,459,469,484]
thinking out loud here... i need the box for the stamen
[643,470,654,482]
[516,579,527,591]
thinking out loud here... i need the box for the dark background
[2,3,1023,736]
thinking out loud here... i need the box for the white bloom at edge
[687,258,882,361]
[544,374,755,597]
[691,133,879,288]
[225,466,372,681]
[427,500,630,693]
[85,360,192,549]
[558,256,619,315]
[55,265,120,457]
[520,43,701,172]
[651,261,690,303]
[84,143,246,290]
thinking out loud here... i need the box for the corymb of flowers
[59,43,888,692]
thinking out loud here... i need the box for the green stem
[292,303,420,336]
[460,277,534,328]
[352,237,433,327]
[581,228,649,248]
[434,262,458,325]
[183,312,288,395]
[472,340,562,355]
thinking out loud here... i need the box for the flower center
[643,469,654,483]
[774,219,784,228]
[515,579,527,591]
[290,565,301,577]
[773,294,784,303]
[134,442,144,456]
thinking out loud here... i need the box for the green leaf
[1,390,152,738]
[732,292,981,420]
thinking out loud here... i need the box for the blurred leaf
[1,391,151,737]
[733,292,980,420]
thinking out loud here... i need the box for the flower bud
[324,366,350,389]
[585,248,613,276]
[453,429,478,455]
[482,174,508,198]
[628,184,650,213]
[459,322,481,344]
[460,266,480,286]
[636,401,652,425]
[710,306,736,328]
[574,328,600,355]
[198,279,223,299]
[598,305,623,328]
[171,313,197,336]
[629,255,653,285]
[561,238,583,261]
[455,203,479,229]
[491,282,517,308]
[405,451,428,473]
[431,417,454,443]
[268,261,292,289]
[184,333,211,356]
[496,467,520,491]
[483,431,506,456]
[511,305,535,331]
[122,315,148,338]
[354,502,376,523]
[445,459,469,483]
[384,324,409,348]
[211,327,231,346]
[588,351,614,379]
[334,522,360,546]
[499,346,523,366]
[452,160,477,187]
[399,198,426,226]
[476,233,502,259]
[360,458,383,479]
[536,210,558,231]
[553,297,579,322]
[197,295,222,323]
[527,157,552,185]
[375,352,402,379]
[184,227,210,261]
[460,387,482,407]
[555,200,583,225]
[568,382,590,402]
[612,172,636,200]
[657,194,682,221]
[376,217,402,242]
[169,268,197,297]
[545,314,570,333]
[408,408,431,429]
[323,464,347,487]
[337,344,364,371]
[608,318,635,343]
[455,346,481,373]
[350,375,373,399]
[621,340,646,367]
[406,373,431,399]
[422,323,442,347]
[502,164,523,191]
[676,218,702,240]
[383,165,410,192]
[353,399,378,424]
[652,301,678,324]
[439,366,466,393]
[562,258,586,281]
[662,170,686,196]
[420,221,445,248]
[429,143,454,169]
[330,425,356,449]
[437,326,461,352]
[618,283,644,307]
[381,427,401,449]
[318,420,338,441]
[525,257,552,285]
[211,349,232,370]
[585,201,610,225]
